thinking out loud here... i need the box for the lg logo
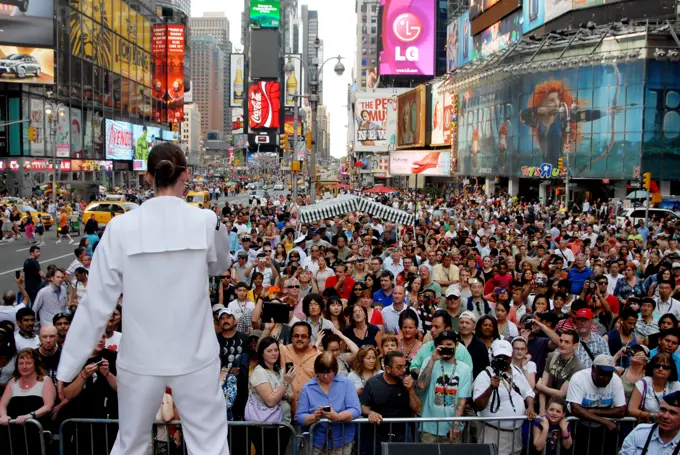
[393,12,422,62]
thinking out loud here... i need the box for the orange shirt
[279,344,320,415]
[59,212,68,228]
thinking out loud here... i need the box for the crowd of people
[2,183,680,455]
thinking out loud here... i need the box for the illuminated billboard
[389,151,451,176]
[230,54,245,107]
[429,81,452,147]
[248,81,281,129]
[105,120,133,160]
[378,0,435,76]
[353,88,408,152]
[250,1,281,28]
[472,10,522,61]
[0,48,54,85]
[0,2,54,48]
[152,24,186,123]
[396,86,427,149]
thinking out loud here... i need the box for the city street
[0,189,288,293]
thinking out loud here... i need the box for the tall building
[156,0,190,16]
[190,36,225,139]
[317,105,330,161]
[282,0,301,54]
[190,12,232,135]
[354,0,379,89]
[181,103,203,165]
[301,5,319,94]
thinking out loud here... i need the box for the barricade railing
[0,418,49,455]
[305,415,638,455]
[59,418,298,455]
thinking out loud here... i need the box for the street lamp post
[45,101,65,210]
[284,50,345,201]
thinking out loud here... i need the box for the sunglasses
[653,364,672,371]
[287,285,300,289]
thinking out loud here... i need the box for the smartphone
[285,362,294,373]
[439,347,455,356]
[15,270,21,279]
[322,406,331,412]
[93,359,105,367]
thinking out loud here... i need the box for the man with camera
[572,307,611,369]
[417,330,472,443]
[473,339,536,455]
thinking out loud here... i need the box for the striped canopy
[298,195,414,226]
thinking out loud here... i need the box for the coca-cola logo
[248,81,281,130]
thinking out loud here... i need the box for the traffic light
[280,134,288,151]
[642,172,652,191]
[306,131,312,150]
[557,157,564,169]
[28,125,35,142]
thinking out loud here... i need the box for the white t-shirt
[228,299,256,322]
[0,355,15,385]
[0,303,25,326]
[566,368,626,413]
[14,333,40,350]
[105,331,122,351]
[634,378,680,414]
[473,366,535,429]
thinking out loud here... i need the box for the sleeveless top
[7,379,44,418]
[620,369,641,402]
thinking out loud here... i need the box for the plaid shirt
[574,332,610,368]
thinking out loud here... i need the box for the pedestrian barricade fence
[0,415,639,455]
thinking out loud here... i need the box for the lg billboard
[378,0,435,76]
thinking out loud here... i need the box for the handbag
[244,392,282,422]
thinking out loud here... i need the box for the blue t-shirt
[567,267,593,295]
[373,289,394,308]
[419,357,473,436]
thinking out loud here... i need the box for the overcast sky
[192,0,357,158]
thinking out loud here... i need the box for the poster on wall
[473,10,522,61]
[396,86,427,149]
[230,54,245,107]
[456,61,645,179]
[469,0,501,20]
[70,107,83,158]
[29,98,45,157]
[457,13,473,68]
[105,119,133,160]
[378,0,435,76]
[166,25,185,123]
[84,110,104,159]
[390,151,451,176]
[446,20,459,73]
[430,81,452,147]
[523,0,546,34]
[152,25,167,123]
[545,0,572,22]
[284,54,302,108]
[451,93,458,175]
[248,81,281,129]
[55,106,70,158]
[353,88,407,152]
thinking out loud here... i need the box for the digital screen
[105,120,133,160]
[250,0,281,28]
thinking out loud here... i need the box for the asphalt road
[0,190,289,294]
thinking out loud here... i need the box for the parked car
[0,0,28,13]
[0,54,41,79]
[616,207,680,226]
[273,183,284,191]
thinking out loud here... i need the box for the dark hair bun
[154,160,176,186]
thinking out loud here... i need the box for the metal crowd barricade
[305,416,639,455]
[59,418,298,455]
[0,418,49,455]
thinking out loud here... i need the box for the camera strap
[579,340,596,362]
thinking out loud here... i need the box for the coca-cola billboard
[248,81,280,129]
[105,120,134,160]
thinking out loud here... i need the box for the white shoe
[7,238,14,243]
[56,240,61,244]
[68,239,75,244]
[39,242,46,246]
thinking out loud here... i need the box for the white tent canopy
[298,194,415,226]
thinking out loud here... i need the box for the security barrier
[0,418,50,455]
[53,416,638,455]
[59,418,298,455]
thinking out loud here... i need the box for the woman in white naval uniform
[56,144,232,455]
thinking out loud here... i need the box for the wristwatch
[30,411,36,419]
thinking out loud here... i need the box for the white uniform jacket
[57,196,232,382]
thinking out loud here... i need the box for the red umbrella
[363,185,399,193]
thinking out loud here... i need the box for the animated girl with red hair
[520,80,603,164]
[470,128,480,169]
[498,121,508,172]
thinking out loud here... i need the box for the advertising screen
[230,54,245,107]
[446,20,459,73]
[71,160,113,172]
[161,129,179,142]
[152,25,185,123]
[378,0,435,76]
[105,120,133,160]
[132,124,161,162]
[545,0,572,23]
[0,2,53,48]
[354,88,408,152]
[469,0,501,20]
[523,0,546,34]
[429,81,452,147]
[389,151,451,176]
[284,54,302,108]
[456,60,649,180]
[248,81,281,129]
[457,13,473,68]
[396,86,427,149]
[250,0,280,28]
[473,10,522,61]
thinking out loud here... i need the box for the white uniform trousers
[110,358,229,455]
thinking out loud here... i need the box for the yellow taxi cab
[186,190,210,207]
[15,205,54,230]
[83,197,139,226]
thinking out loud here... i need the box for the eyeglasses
[287,285,300,289]
[598,281,608,285]
[292,334,309,339]
[653,364,672,371]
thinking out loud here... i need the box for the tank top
[620,369,641,402]
[7,379,45,418]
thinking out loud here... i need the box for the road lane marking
[0,253,73,276]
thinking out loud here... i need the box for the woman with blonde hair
[347,346,381,394]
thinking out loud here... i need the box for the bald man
[37,324,61,384]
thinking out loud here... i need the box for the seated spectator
[296,351,362,455]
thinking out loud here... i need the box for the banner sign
[521,163,567,178]
[105,119,133,160]
[389,151,451,176]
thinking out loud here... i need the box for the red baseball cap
[574,308,594,320]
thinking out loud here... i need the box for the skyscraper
[157,0,190,16]
[190,36,225,139]
[301,5,319,95]
[190,12,232,135]
[354,0,379,89]
[282,0,301,54]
